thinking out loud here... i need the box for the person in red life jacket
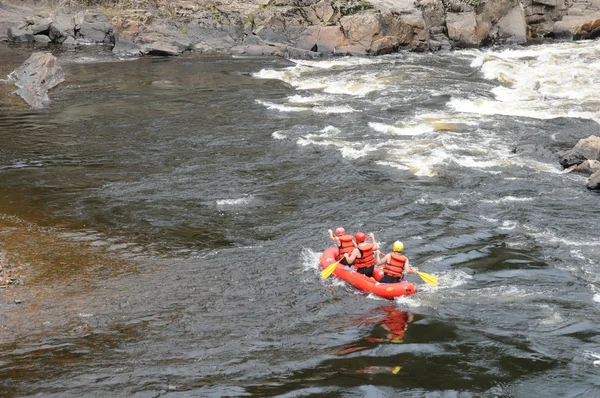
[344,231,377,277]
[328,227,356,265]
[376,240,418,283]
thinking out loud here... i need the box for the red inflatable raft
[320,247,416,300]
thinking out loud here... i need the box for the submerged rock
[9,52,65,109]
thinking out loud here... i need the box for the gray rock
[142,41,180,56]
[9,52,65,109]
[369,36,400,55]
[559,135,600,168]
[193,42,217,54]
[32,17,52,35]
[230,43,285,56]
[34,34,51,43]
[446,12,479,47]
[62,35,77,46]
[587,170,600,190]
[7,26,34,42]
[495,4,527,43]
[568,159,600,174]
[76,11,115,44]
[112,39,143,57]
[553,14,600,40]
[49,7,75,44]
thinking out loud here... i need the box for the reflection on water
[335,306,414,355]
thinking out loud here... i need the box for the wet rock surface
[9,51,64,109]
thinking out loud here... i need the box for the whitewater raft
[320,247,416,299]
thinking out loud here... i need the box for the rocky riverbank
[2,0,600,58]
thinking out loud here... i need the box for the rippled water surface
[1,41,600,397]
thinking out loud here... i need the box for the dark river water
[1,41,600,397]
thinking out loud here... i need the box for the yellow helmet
[393,241,404,253]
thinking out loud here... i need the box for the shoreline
[2,0,599,59]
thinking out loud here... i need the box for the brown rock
[9,52,65,109]
[369,35,400,55]
[559,135,600,168]
[587,170,600,190]
[447,12,479,46]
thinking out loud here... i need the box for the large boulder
[75,11,115,44]
[48,7,75,44]
[494,3,527,43]
[559,135,600,168]
[9,52,65,109]
[141,40,181,56]
[7,26,34,42]
[446,0,526,47]
[446,11,480,46]
[31,17,52,35]
[553,14,600,40]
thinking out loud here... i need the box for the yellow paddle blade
[418,271,438,286]
[321,260,340,279]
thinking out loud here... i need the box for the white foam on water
[313,105,357,114]
[571,249,588,261]
[413,194,464,207]
[480,215,499,223]
[433,269,472,290]
[318,77,385,96]
[254,43,595,180]
[527,227,600,247]
[339,143,383,159]
[254,58,387,97]
[393,294,424,308]
[287,93,332,104]
[482,196,535,204]
[583,350,600,367]
[290,55,390,69]
[375,160,410,170]
[216,196,254,207]
[369,122,434,136]
[301,247,322,273]
[459,41,600,123]
[321,125,342,136]
[538,305,564,326]
[469,285,535,301]
[498,220,519,230]
[271,131,286,140]
[255,99,309,112]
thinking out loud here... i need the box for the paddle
[321,259,342,279]
[417,271,438,286]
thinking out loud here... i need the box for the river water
[1,40,599,396]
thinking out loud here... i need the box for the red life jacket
[384,253,406,277]
[355,243,375,268]
[338,235,355,258]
